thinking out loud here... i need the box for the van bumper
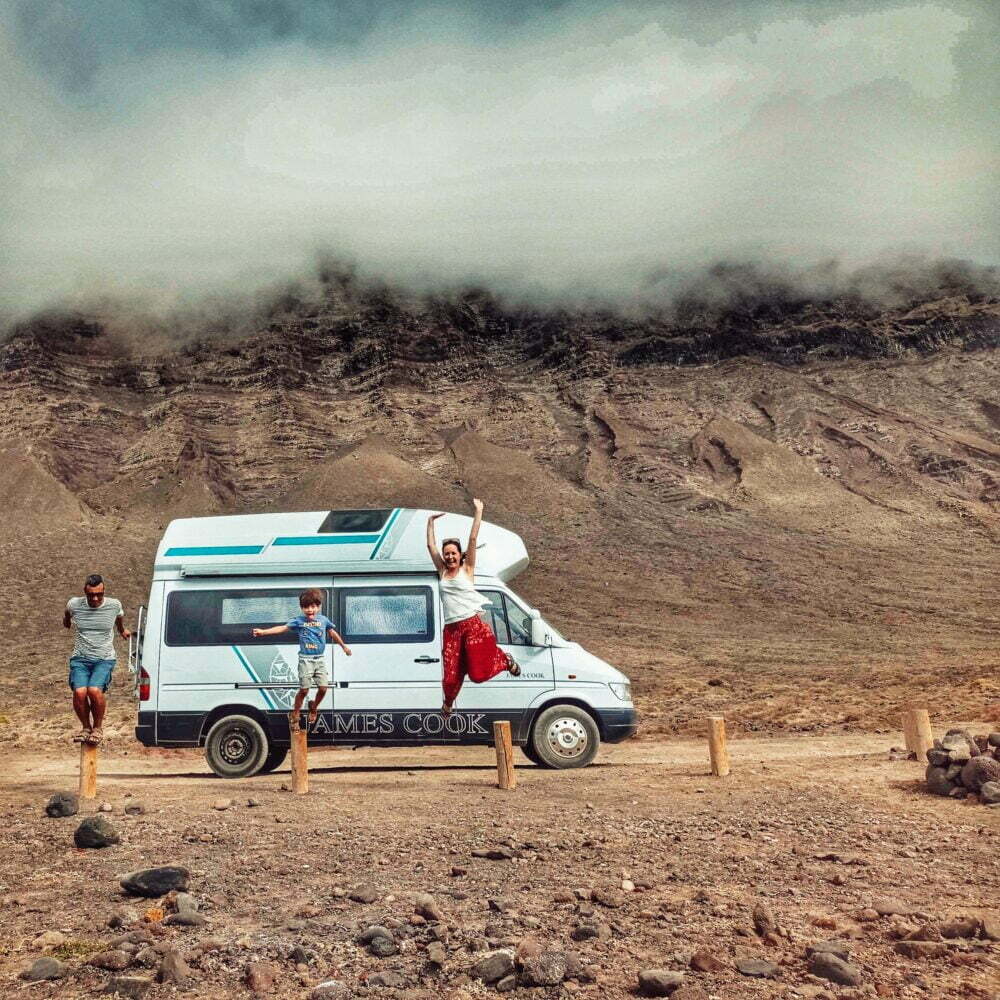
[599,707,638,743]
[134,711,156,747]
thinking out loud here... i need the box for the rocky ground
[2,732,998,999]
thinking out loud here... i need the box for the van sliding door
[330,575,446,737]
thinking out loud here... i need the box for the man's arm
[251,625,291,637]
[63,608,72,629]
[328,627,352,656]
[116,614,131,640]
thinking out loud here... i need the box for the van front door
[324,575,450,742]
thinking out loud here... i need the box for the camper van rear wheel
[258,746,289,774]
[205,715,270,778]
[530,705,600,769]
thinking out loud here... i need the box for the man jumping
[64,574,129,745]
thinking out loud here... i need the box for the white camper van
[132,508,637,777]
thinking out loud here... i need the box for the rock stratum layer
[1,278,999,736]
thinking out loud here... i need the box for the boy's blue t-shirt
[286,614,335,656]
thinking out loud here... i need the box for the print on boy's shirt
[285,614,336,655]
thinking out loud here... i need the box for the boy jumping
[251,589,351,726]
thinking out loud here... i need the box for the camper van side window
[337,586,433,644]
[165,589,328,646]
[477,592,511,644]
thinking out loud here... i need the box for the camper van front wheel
[205,715,270,778]
[530,705,600,769]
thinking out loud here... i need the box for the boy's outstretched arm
[252,625,291,637]
[328,627,352,656]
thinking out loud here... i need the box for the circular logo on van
[268,653,296,709]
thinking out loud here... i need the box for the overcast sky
[2,0,997,317]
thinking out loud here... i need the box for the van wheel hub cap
[546,718,588,758]
[221,730,252,764]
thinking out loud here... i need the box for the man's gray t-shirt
[67,597,123,660]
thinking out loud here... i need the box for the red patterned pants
[442,614,513,705]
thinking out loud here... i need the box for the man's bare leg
[86,687,107,743]
[308,686,327,725]
[72,688,92,740]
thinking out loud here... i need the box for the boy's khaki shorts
[297,655,330,688]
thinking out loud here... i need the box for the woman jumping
[427,499,520,716]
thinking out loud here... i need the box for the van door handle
[413,656,440,663]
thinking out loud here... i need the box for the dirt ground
[2,728,997,999]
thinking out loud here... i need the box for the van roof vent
[317,509,392,534]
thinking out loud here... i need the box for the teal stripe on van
[272,534,380,547]
[231,646,276,710]
[166,545,264,556]
[369,507,401,559]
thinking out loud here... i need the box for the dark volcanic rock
[960,755,1000,792]
[925,765,954,796]
[471,950,515,984]
[74,816,120,848]
[808,951,863,986]
[519,951,569,986]
[736,958,780,978]
[120,867,190,897]
[21,957,64,981]
[638,969,685,996]
[103,977,152,998]
[981,780,1000,805]
[45,792,79,817]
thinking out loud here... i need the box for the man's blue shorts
[68,657,115,692]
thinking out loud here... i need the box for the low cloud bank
[2,1,997,323]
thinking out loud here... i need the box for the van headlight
[609,682,632,703]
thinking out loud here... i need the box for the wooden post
[707,716,730,777]
[79,741,97,799]
[903,706,933,763]
[289,716,308,795]
[494,721,515,790]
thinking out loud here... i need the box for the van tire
[521,742,542,766]
[205,715,270,778]
[258,746,289,774]
[530,705,600,769]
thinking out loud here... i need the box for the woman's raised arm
[465,498,483,574]
[426,513,446,573]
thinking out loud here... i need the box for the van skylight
[318,509,392,534]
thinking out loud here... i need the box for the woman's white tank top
[440,572,489,625]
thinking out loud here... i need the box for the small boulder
[120,867,190,897]
[592,886,624,908]
[735,958,780,978]
[752,903,778,936]
[74,816,120,849]
[806,940,851,961]
[427,941,447,966]
[414,892,444,921]
[369,971,406,988]
[311,982,351,1000]
[45,792,79,818]
[808,951,863,986]
[981,781,1000,805]
[519,951,569,987]
[244,961,277,994]
[357,926,394,946]
[21,957,64,981]
[961,756,1000,793]
[368,936,397,957]
[894,940,947,959]
[471,950,515,984]
[689,949,726,973]
[939,918,980,939]
[158,950,191,986]
[349,885,378,904]
[638,969,685,996]
[33,929,66,949]
[103,977,152,998]
[90,951,130,971]
[988,732,1000,748]
[123,803,146,816]
[873,897,917,917]
[925,766,954,796]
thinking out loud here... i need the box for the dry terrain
[1,732,998,999]
[0,274,998,998]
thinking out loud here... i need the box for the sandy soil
[2,730,997,999]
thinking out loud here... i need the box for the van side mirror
[528,608,549,647]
